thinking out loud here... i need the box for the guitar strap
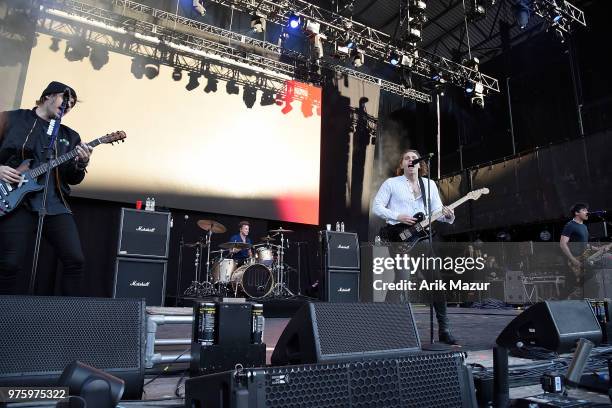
[418,176,428,214]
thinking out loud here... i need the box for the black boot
[439,331,458,345]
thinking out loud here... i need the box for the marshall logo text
[130,280,150,287]
[136,226,156,232]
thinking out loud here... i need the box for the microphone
[409,153,434,166]
[589,210,607,215]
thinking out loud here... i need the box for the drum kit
[182,220,296,299]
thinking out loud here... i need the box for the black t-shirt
[561,220,589,256]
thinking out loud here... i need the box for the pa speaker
[113,257,167,306]
[0,296,145,399]
[186,352,478,408]
[496,300,602,353]
[325,231,360,269]
[118,208,171,258]
[271,302,420,365]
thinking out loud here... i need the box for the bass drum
[230,263,274,298]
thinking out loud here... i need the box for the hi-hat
[184,241,207,248]
[219,242,252,250]
[197,219,226,234]
[269,228,293,233]
[260,236,275,242]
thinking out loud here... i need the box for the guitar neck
[29,139,101,178]
[419,195,471,228]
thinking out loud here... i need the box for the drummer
[229,221,253,265]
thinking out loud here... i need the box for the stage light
[130,58,144,79]
[49,37,60,52]
[464,56,480,71]
[539,230,552,241]
[243,85,257,108]
[193,0,206,16]
[351,49,365,67]
[515,0,530,29]
[226,79,240,95]
[172,67,182,81]
[251,15,266,33]
[185,72,200,91]
[311,34,325,60]
[401,69,414,89]
[260,89,275,106]
[89,46,109,70]
[389,50,401,66]
[496,231,511,241]
[144,62,159,79]
[59,361,124,408]
[204,75,218,93]
[64,38,89,62]
[287,13,301,29]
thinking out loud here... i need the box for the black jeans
[0,207,85,295]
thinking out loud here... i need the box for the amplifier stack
[113,208,171,306]
[322,231,361,302]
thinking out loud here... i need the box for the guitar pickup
[0,183,7,196]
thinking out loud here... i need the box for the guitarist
[373,149,456,344]
[0,81,93,295]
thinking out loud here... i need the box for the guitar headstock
[467,187,490,201]
[100,131,127,145]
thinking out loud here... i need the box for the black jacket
[0,109,86,202]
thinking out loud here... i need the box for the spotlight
[243,86,257,108]
[130,58,144,79]
[89,46,109,70]
[204,74,218,93]
[260,89,275,106]
[49,37,60,52]
[389,50,402,66]
[287,13,301,29]
[351,49,365,67]
[59,361,124,408]
[515,0,530,29]
[311,34,325,60]
[192,0,206,16]
[172,67,182,81]
[144,62,159,79]
[470,81,485,107]
[226,79,240,95]
[251,15,266,33]
[64,39,89,62]
[464,56,480,71]
[185,72,200,91]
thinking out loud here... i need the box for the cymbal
[184,241,207,248]
[260,236,275,242]
[269,228,293,233]
[197,219,226,234]
[219,241,252,250]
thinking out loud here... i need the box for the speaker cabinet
[186,352,477,408]
[118,208,171,258]
[271,302,420,365]
[327,269,359,302]
[0,296,145,399]
[504,270,525,304]
[496,300,602,353]
[324,231,360,269]
[113,257,167,306]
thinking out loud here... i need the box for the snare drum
[211,258,236,283]
[230,263,274,298]
[255,247,274,267]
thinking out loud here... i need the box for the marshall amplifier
[118,208,171,258]
[114,257,167,306]
[327,269,360,302]
[324,231,360,269]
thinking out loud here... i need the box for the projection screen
[21,34,321,225]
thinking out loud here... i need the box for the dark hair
[395,149,429,177]
[570,202,588,217]
[238,221,250,228]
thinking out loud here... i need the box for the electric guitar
[380,187,490,250]
[568,242,612,275]
[0,130,126,216]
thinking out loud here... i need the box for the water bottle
[145,197,151,211]
[335,222,340,231]
[340,222,345,232]
[151,197,156,212]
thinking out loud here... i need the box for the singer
[372,148,457,345]
[0,81,93,295]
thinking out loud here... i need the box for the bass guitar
[380,187,490,250]
[0,130,126,216]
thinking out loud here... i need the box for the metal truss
[203,0,500,92]
[35,0,431,101]
[532,0,586,34]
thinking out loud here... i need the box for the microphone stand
[29,97,69,294]
[426,155,435,345]
[175,215,189,306]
